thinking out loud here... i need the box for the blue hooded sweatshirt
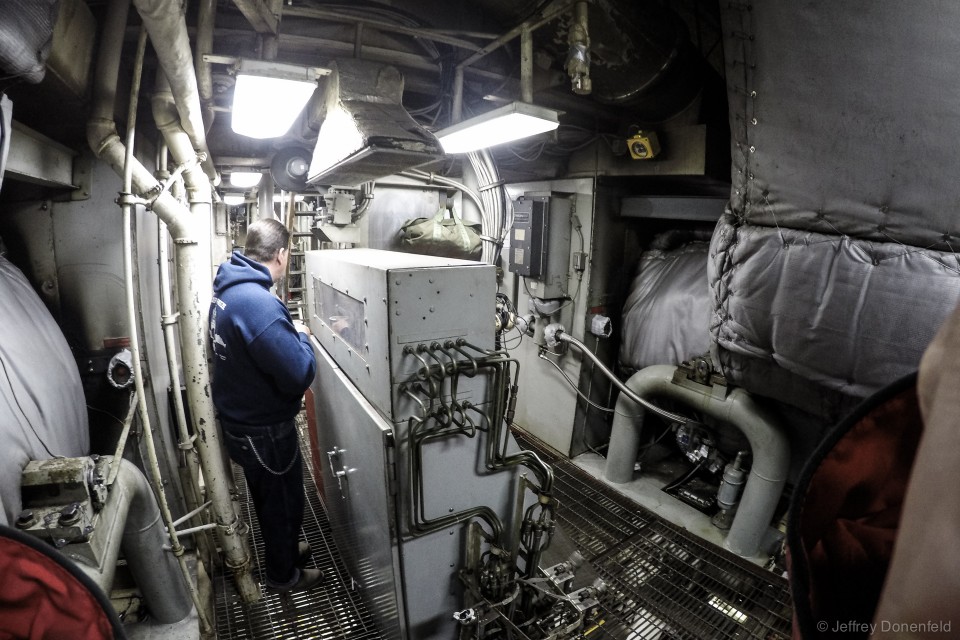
[209,251,316,425]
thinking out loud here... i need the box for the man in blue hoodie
[209,218,320,593]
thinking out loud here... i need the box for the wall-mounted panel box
[508,194,572,299]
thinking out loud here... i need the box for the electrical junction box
[508,194,572,299]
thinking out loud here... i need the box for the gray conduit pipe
[78,457,192,624]
[87,0,257,603]
[602,364,790,558]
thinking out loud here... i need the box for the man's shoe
[267,568,324,594]
[297,541,312,568]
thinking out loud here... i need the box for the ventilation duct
[307,59,443,188]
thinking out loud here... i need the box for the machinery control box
[304,248,496,420]
[508,194,572,299]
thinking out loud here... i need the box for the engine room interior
[0,0,956,639]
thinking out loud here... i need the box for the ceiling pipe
[132,0,219,184]
[87,0,259,604]
[195,0,217,131]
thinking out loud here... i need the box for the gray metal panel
[391,416,526,640]
[309,340,404,640]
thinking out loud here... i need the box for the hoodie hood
[213,251,273,297]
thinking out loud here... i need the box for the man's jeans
[221,417,304,587]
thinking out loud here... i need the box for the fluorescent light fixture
[231,59,321,139]
[229,171,263,188]
[223,194,246,206]
[435,101,560,154]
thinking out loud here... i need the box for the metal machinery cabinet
[304,249,527,640]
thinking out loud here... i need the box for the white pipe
[132,0,218,183]
[195,0,217,131]
[88,0,258,604]
[603,365,790,558]
[119,29,214,636]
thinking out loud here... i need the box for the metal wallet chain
[246,435,301,475]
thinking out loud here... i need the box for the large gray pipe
[603,365,789,558]
[77,458,192,623]
[87,0,258,602]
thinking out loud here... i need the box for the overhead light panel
[231,59,324,139]
[228,171,263,188]
[223,194,246,206]
[435,101,560,154]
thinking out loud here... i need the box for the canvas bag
[399,206,482,260]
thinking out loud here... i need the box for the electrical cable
[86,404,127,427]
[537,350,644,418]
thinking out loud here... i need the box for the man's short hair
[244,219,289,264]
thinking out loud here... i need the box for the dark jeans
[221,417,304,587]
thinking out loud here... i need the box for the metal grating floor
[516,431,794,640]
[212,419,792,640]
[211,417,384,640]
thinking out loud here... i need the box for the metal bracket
[672,356,730,399]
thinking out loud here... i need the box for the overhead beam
[230,0,280,35]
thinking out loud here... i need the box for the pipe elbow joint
[86,118,120,158]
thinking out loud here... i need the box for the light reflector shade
[436,102,560,154]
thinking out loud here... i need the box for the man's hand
[293,319,312,336]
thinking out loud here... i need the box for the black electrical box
[509,196,549,278]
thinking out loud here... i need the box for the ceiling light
[231,59,323,139]
[223,194,246,206]
[435,101,560,154]
[229,171,263,189]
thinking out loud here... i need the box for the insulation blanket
[619,239,712,373]
[715,0,960,417]
[0,256,88,525]
[709,214,960,416]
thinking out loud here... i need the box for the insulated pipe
[78,457,192,624]
[194,0,217,131]
[88,0,257,603]
[603,365,790,558]
[132,0,218,183]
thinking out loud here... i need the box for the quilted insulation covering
[620,237,712,374]
[0,256,88,526]
[712,1,960,418]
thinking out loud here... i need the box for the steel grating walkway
[212,419,793,639]
[515,430,794,640]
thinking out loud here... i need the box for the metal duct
[603,365,790,558]
[307,59,443,188]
